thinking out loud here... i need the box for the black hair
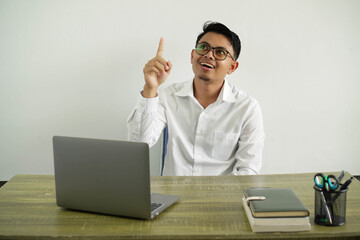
[196,21,241,60]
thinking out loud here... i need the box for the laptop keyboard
[151,202,165,212]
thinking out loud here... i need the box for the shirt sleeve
[232,102,265,175]
[127,92,166,147]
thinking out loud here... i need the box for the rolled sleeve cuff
[137,91,159,114]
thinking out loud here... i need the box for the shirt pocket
[211,131,239,160]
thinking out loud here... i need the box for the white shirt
[127,80,265,176]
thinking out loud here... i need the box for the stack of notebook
[242,188,311,232]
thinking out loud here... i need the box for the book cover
[245,188,310,218]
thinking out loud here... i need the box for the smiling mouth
[200,62,215,69]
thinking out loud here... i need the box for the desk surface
[0,173,360,240]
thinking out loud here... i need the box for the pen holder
[314,186,347,226]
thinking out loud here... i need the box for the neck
[193,78,224,109]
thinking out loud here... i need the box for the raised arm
[142,38,172,98]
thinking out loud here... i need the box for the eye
[215,49,226,57]
[196,43,210,54]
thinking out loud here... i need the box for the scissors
[314,173,339,191]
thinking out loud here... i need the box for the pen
[337,170,345,183]
[332,176,354,202]
[340,176,354,191]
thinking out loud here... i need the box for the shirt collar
[221,80,237,103]
[175,79,237,103]
[175,80,194,97]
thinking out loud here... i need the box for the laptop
[52,136,179,220]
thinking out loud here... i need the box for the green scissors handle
[314,173,339,191]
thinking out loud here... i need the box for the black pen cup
[314,186,347,226]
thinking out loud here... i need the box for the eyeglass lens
[195,43,229,60]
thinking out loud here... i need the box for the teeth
[200,62,214,69]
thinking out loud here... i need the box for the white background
[1,0,359,180]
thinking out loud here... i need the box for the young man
[127,22,265,176]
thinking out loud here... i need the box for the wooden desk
[0,173,359,239]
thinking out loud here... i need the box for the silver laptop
[52,136,179,220]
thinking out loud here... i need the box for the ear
[191,49,195,64]
[227,60,239,75]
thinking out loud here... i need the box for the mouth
[200,62,215,69]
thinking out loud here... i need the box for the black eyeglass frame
[195,42,235,61]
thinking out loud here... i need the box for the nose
[204,49,215,59]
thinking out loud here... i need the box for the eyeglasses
[195,42,235,61]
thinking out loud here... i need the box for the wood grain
[0,173,359,239]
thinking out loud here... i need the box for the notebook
[244,188,309,218]
[242,197,311,232]
[52,136,179,220]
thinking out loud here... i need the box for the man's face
[191,32,238,83]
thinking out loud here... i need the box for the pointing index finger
[156,37,164,56]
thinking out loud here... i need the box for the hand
[142,38,172,98]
